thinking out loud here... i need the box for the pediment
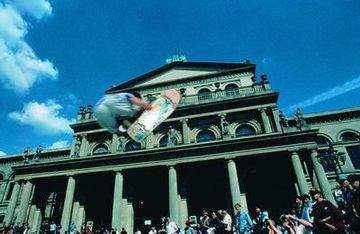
[107,62,255,93]
[132,67,221,88]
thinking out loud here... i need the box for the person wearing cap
[309,188,345,233]
[184,221,195,234]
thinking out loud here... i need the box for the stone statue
[221,117,229,135]
[118,136,126,152]
[167,126,177,147]
[74,137,81,157]
[23,147,30,163]
[294,107,306,130]
[279,111,289,128]
[33,145,42,161]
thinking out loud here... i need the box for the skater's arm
[129,97,152,110]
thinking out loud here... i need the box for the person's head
[221,210,228,216]
[255,206,261,213]
[348,174,360,188]
[234,203,241,211]
[343,180,350,188]
[295,196,302,206]
[301,194,311,203]
[309,187,322,201]
[185,220,192,226]
[202,210,208,216]
[211,212,217,219]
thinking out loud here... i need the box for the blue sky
[0,0,359,155]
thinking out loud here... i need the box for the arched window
[235,125,256,137]
[340,132,360,142]
[125,141,142,151]
[196,129,216,143]
[198,88,211,101]
[159,136,168,148]
[93,144,108,155]
[224,84,239,96]
[0,174,3,180]
[316,136,331,146]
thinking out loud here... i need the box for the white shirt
[222,213,232,231]
[166,221,178,234]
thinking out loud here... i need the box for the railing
[178,85,271,106]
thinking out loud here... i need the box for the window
[196,130,216,143]
[159,136,168,148]
[346,146,360,169]
[224,84,239,96]
[125,141,142,151]
[340,132,360,142]
[235,125,256,137]
[93,144,108,155]
[316,136,331,146]
[198,88,212,101]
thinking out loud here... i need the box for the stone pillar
[4,181,21,225]
[112,171,124,231]
[0,182,8,201]
[111,134,118,153]
[181,119,190,144]
[271,107,282,132]
[31,208,42,234]
[259,108,272,133]
[2,182,11,201]
[169,166,180,225]
[61,176,76,234]
[290,151,309,195]
[16,180,33,223]
[310,150,336,204]
[227,160,247,211]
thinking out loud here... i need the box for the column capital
[167,164,177,169]
[218,113,227,118]
[180,119,188,123]
[258,107,267,112]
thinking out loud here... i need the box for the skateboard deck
[127,89,181,142]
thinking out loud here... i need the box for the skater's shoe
[118,124,127,133]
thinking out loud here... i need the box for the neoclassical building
[0,61,359,234]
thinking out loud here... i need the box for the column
[169,166,180,225]
[61,176,76,234]
[16,180,33,223]
[181,119,190,144]
[2,181,11,201]
[271,107,282,132]
[0,182,8,201]
[259,108,272,133]
[310,150,336,204]
[290,152,309,195]
[227,160,247,211]
[79,134,87,157]
[112,171,124,231]
[111,134,118,153]
[4,181,21,225]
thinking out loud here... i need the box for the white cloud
[287,75,360,112]
[0,0,57,93]
[8,100,75,135]
[49,140,69,149]
[0,151,6,156]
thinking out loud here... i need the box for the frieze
[139,72,253,94]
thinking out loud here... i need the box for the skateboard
[127,89,181,142]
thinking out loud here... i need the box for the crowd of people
[0,175,359,234]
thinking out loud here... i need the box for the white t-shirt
[166,221,178,234]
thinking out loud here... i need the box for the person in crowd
[158,217,166,234]
[342,180,357,232]
[69,221,77,234]
[184,221,195,234]
[234,203,253,234]
[300,194,314,223]
[49,221,57,234]
[134,227,141,234]
[220,210,232,234]
[166,217,178,234]
[309,187,345,233]
[347,174,360,232]
[252,206,269,234]
[148,227,156,234]
[120,227,128,234]
[264,219,281,234]
[279,214,313,234]
[208,211,223,234]
[200,210,211,234]
[333,183,345,210]
[294,196,304,219]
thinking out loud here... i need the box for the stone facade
[0,61,359,233]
